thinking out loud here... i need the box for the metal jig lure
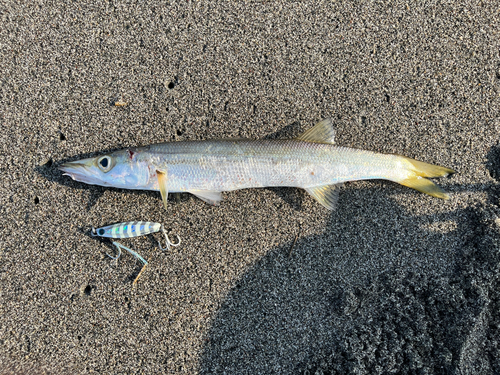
[91,221,181,250]
[91,221,181,285]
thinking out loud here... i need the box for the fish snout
[58,159,99,184]
[59,160,86,174]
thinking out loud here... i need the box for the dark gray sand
[1,2,500,374]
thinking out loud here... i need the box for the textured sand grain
[1,2,499,374]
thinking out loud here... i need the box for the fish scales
[144,140,401,192]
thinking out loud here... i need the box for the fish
[59,118,455,210]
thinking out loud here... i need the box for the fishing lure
[91,221,181,250]
[91,221,181,285]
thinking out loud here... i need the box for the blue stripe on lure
[92,221,162,239]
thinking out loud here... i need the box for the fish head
[59,148,152,189]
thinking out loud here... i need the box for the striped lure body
[93,221,162,239]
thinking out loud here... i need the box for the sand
[1,1,499,374]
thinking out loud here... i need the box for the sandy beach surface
[1,2,499,374]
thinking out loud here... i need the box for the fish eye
[97,156,113,172]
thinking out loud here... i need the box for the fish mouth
[59,160,104,186]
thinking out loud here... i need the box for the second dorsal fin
[296,118,335,144]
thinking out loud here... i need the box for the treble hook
[158,225,181,251]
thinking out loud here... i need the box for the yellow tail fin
[399,157,455,199]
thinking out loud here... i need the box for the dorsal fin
[296,118,335,144]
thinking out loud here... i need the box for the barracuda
[59,119,455,210]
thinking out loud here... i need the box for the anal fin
[189,190,223,205]
[305,183,342,210]
[157,170,169,210]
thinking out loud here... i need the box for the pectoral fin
[189,190,223,205]
[305,183,342,210]
[157,170,169,210]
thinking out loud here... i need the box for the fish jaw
[59,158,110,187]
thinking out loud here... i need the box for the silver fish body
[60,119,454,209]
[139,140,405,191]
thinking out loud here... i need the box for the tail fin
[398,157,455,199]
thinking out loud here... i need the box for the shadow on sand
[200,147,500,374]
